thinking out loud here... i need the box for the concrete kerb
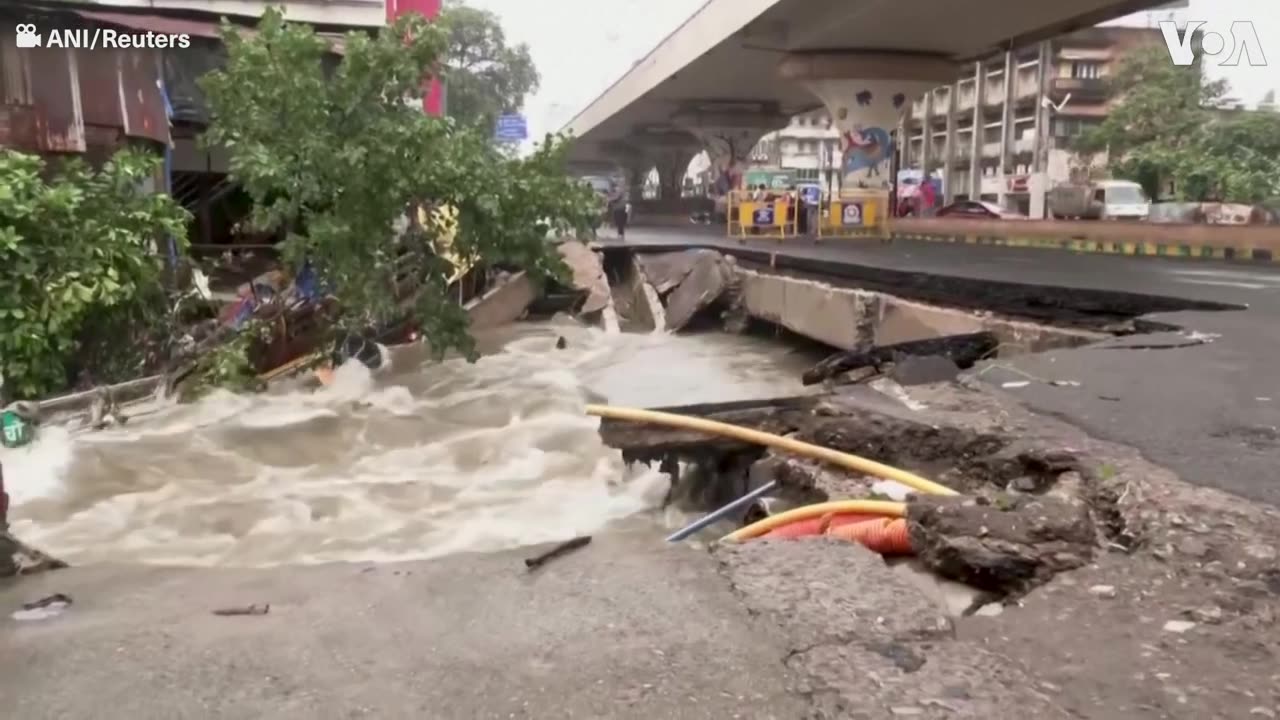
[889,230,1280,263]
[888,217,1280,264]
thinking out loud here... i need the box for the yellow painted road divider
[889,217,1280,263]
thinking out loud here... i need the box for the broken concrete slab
[556,241,613,314]
[802,331,999,386]
[890,356,961,386]
[906,494,1096,596]
[664,250,733,331]
[607,254,667,333]
[635,249,718,295]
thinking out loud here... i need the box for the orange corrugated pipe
[762,512,882,539]
[826,517,913,556]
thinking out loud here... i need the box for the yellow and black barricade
[726,190,798,240]
[816,188,889,240]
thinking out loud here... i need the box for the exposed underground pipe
[585,404,957,497]
[665,481,779,542]
[741,495,789,526]
[721,499,908,543]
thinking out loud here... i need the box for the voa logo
[1159,21,1269,67]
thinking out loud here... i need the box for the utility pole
[387,0,444,117]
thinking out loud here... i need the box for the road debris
[212,604,270,616]
[1163,619,1196,634]
[1088,584,1118,599]
[13,593,72,621]
[802,331,998,386]
[524,535,592,570]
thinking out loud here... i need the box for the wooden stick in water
[524,535,592,570]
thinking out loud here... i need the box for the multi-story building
[758,25,1169,218]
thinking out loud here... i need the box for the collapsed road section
[591,382,1280,717]
[562,243,1273,716]
[545,243,1240,393]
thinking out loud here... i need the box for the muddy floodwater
[2,321,814,567]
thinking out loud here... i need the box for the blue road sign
[495,114,528,142]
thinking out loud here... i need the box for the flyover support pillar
[652,148,695,200]
[672,106,789,193]
[780,52,955,229]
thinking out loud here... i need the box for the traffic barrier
[727,190,798,240]
[816,189,889,240]
[890,216,1280,262]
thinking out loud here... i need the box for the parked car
[934,200,1026,220]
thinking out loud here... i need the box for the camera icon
[15,24,42,49]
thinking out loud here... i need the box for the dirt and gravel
[707,382,1280,719]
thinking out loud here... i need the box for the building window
[1053,117,1101,137]
[1071,62,1101,79]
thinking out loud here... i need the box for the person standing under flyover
[608,183,630,239]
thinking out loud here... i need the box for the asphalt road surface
[1,528,805,720]
[615,227,1280,506]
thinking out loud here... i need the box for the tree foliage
[1077,45,1280,203]
[199,9,594,361]
[0,150,189,400]
[441,1,539,129]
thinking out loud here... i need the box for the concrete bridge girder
[780,52,958,191]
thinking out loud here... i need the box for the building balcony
[1050,77,1110,99]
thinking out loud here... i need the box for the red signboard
[386,0,443,117]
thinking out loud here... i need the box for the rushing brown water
[2,320,813,567]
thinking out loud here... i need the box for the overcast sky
[465,0,1280,140]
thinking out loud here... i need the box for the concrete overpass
[562,0,1169,197]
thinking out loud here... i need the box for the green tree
[1077,44,1280,203]
[0,150,189,399]
[441,1,539,130]
[199,9,593,363]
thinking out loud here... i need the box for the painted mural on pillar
[706,132,745,195]
[841,125,894,184]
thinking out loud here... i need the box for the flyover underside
[565,0,1167,164]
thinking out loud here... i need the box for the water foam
[6,323,811,567]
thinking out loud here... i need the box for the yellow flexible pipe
[584,404,958,497]
[720,499,906,543]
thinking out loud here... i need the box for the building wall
[38,0,385,28]
[756,25,1167,218]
